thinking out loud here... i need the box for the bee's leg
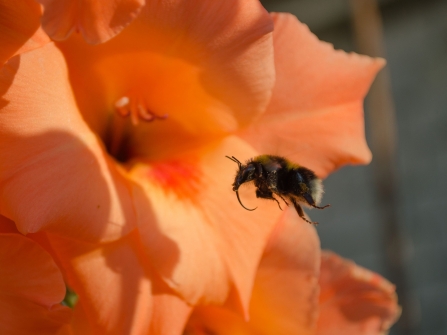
[277,194,289,207]
[271,196,283,211]
[256,188,283,211]
[291,198,318,225]
[312,204,330,209]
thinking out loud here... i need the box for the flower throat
[105,96,168,162]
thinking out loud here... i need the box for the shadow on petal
[0,45,138,242]
[46,231,153,335]
[0,0,50,65]
[0,130,136,242]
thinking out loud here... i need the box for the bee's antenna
[225,155,238,164]
[235,190,257,211]
[225,155,242,169]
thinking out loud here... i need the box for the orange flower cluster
[0,0,400,334]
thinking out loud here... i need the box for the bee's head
[225,156,256,190]
[233,164,256,191]
[225,156,257,211]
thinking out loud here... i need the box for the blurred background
[260,0,447,334]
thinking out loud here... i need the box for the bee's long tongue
[235,190,257,211]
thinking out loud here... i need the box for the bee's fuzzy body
[226,155,329,224]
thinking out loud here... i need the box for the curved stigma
[236,190,257,211]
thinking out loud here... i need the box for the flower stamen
[115,96,131,117]
[106,96,169,161]
[114,96,168,126]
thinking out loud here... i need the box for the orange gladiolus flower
[0,0,398,333]
[185,210,400,335]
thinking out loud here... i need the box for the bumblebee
[226,155,330,224]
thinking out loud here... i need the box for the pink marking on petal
[147,160,202,200]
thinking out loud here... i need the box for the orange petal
[0,0,50,65]
[240,13,385,178]
[0,43,136,242]
[248,208,321,334]
[149,293,192,335]
[47,231,152,335]
[69,301,95,335]
[185,208,321,335]
[0,299,72,335]
[0,233,72,334]
[185,306,252,335]
[132,136,281,310]
[316,251,400,335]
[56,0,274,144]
[37,0,145,44]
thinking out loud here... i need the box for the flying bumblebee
[226,155,330,224]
